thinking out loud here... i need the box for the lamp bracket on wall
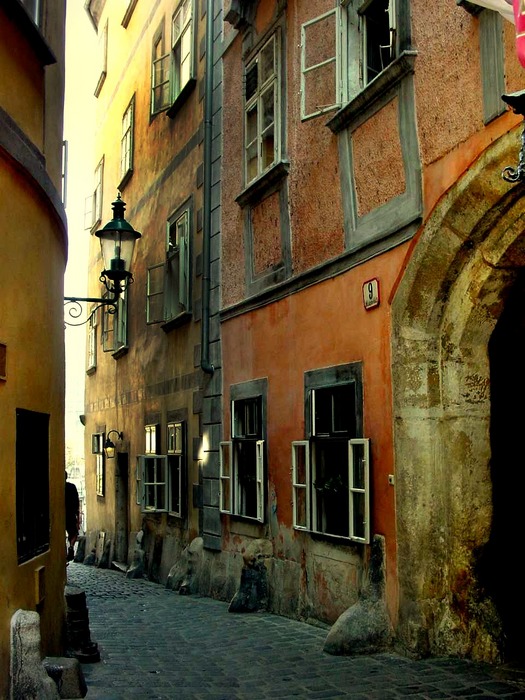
[502,90,525,183]
[63,194,141,327]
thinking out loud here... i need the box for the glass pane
[146,459,155,483]
[246,103,258,145]
[170,456,181,514]
[352,442,366,489]
[262,127,275,170]
[304,13,336,70]
[157,484,165,510]
[221,477,231,511]
[245,62,258,101]
[259,37,275,85]
[303,60,337,117]
[261,85,274,130]
[295,486,307,528]
[352,492,365,539]
[236,441,258,518]
[174,423,183,452]
[146,484,155,507]
[294,444,307,485]
[364,0,392,83]
[313,440,349,537]
[246,141,258,182]
[157,458,166,483]
[221,442,231,477]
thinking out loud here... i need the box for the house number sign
[362,278,380,310]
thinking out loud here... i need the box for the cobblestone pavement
[66,563,525,700]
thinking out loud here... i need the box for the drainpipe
[200,0,215,375]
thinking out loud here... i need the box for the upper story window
[87,307,98,372]
[137,421,186,516]
[122,0,138,28]
[151,0,195,117]
[94,20,108,97]
[92,432,105,497]
[120,96,135,188]
[146,201,192,328]
[244,33,281,186]
[102,293,128,356]
[220,380,268,523]
[301,0,398,120]
[85,156,104,230]
[292,364,370,543]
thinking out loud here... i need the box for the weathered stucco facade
[81,0,525,667]
[0,0,67,695]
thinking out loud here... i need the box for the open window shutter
[147,262,165,323]
[178,221,188,311]
[292,441,310,530]
[388,0,397,59]
[219,441,232,514]
[300,7,340,120]
[256,439,264,523]
[348,438,370,543]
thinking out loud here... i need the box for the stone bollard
[228,539,272,613]
[10,609,59,699]
[64,586,100,663]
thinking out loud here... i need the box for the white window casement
[145,423,159,455]
[94,20,108,97]
[137,421,185,514]
[87,307,98,371]
[85,157,104,230]
[151,0,195,116]
[92,433,105,497]
[244,33,280,185]
[292,379,370,543]
[167,421,184,518]
[220,397,265,522]
[101,292,127,355]
[146,205,191,326]
[301,0,397,120]
[120,96,135,187]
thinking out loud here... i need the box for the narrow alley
[67,564,525,700]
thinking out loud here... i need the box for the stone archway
[392,128,525,663]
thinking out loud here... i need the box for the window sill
[161,311,192,333]
[112,346,129,360]
[118,168,133,191]
[166,78,197,119]
[296,527,367,547]
[326,50,418,134]
[236,160,290,208]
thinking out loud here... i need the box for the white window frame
[94,20,108,97]
[244,33,281,185]
[92,432,105,497]
[300,0,397,121]
[292,440,310,531]
[87,306,98,371]
[167,421,184,518]
[145,424,159,454]
[120,96,134,184]
[151,0,195,116]
[219,397,265,522]
[139,455,169,512]
[146,205,191,324]
[102,293,127,354]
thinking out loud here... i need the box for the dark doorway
[114,452,129,564]
[487,275,525,662]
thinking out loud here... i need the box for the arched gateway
[392,127,525,663]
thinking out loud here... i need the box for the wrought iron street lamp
[104,430,123,459]
[64,194,141,326]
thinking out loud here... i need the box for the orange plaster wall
[222,245,408,618]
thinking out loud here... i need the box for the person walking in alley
[65,472,80,562]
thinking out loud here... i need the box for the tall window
[220,389,266,523]
[87,307,98,371]
[102,293,128,354]
[120,96,135,186]
[301,0,398,120]
[151,0,195,116]
[292,365,370,543]
[137,422,186,515]
[16,409,50,563]
[147,203,191,326]
[244,34,280,185]
[92,433,105,497]
[94,20,108,97]
[85,157,104,230]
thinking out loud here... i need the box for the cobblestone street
[66,564,525,700]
